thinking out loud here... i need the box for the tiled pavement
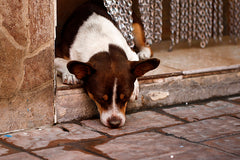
[0,96,240,160]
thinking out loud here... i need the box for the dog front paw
[138,47,152,60]
[130,80,139,101]
[62,72,80,85]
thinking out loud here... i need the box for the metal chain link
[139,0,163,45]
[184,0,189,40]
[198,0,206,48]
[207,0,213,39]
[238,1,240,39]
[169,0,177,51]
[180,0,186,40]
[229,0,234,41]
[218,0,223,42]
[188,0,192,45]
[176,0,180,44]
[192,0,197,40]
[229,0,240,43]
[154,0,163,43]
[138,0,153,45]
[213,0,218,42]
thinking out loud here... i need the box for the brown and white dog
[55,0,160,128]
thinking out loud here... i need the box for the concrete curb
[55,70,240,123]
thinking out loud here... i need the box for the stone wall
[0,0,55,133]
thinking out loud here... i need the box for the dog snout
[107,116,122,128]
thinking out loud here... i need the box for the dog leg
[54,58,79,84]
[138,47,152,60]
[130,80,139,101]
[132,23,153,60]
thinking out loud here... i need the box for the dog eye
[102,94,108,101]
[98,94,109,104]
[120,94,125,100]
[119,94,129,102]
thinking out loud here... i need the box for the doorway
[54,0,240,123]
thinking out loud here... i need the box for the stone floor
[147,38,240,76]
[0,95,240,160]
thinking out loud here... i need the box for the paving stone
[0,124,102,150]
[163,116,240,142]
[34,146,106,160]
[235,113,240,118]
[0,143,19,157]
[206,100,240,114]
[81,111,182,136]
[0,152,40,160]
[229,96,240,103]
[164,105,218,122]
[163,101,240,122]
[95,132,239,160]
[0,144,9,156]
[204,134,240,156]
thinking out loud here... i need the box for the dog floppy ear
[67,61,95,79]
[130,58,160,77]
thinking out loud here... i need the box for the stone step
[54,68,240,123]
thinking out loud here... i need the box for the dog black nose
[107,116,121,128]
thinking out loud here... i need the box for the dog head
[67,44,160,128]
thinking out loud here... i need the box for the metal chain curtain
[104,0,135,48]
[103,0,163,47]
[103,0,240,50]
[169,0,224,50]
[138,0,163,45]
[229,0,240,43]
